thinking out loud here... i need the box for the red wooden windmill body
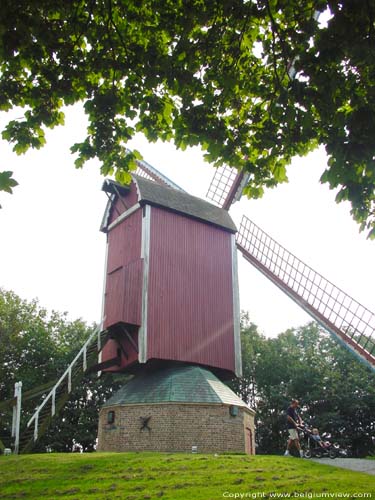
[100,172,241,379]
[21,155,374,455]
[101,157,375,375]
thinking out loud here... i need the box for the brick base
[97,403,255,454]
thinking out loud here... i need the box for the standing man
[284,399,304,457]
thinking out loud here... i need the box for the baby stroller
[299,425,337,459]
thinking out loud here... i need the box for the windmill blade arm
[237,215,375,371]
[206,165,248,209]
[222,171,246,210]
[132,154,186,192]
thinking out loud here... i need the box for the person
[311,428,328,448]
[284,399,304,457]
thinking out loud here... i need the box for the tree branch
[265,0,282,89]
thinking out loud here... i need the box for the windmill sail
[133,155,186,192]
[237,215,375,371]
[206,165,248,210]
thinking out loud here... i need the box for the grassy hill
[1,453,374,500]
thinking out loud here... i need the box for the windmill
[5,154,375,455]
[206,164,375,372]
[11,155,255,455]
[101,155,375,374]
[95,157,375,455]
[96,159,254,453]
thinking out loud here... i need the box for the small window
[229,405,239,417]
[107,410,115,424]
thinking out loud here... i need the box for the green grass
[0,453,374,500]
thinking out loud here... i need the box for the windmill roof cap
[103,365,254,411]
[102,175,237,233]
[102,178,130,197]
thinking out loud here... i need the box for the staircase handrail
[27,326,102,430]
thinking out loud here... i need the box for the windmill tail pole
[237,215,375,372]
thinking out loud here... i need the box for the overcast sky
[1,104,374,337]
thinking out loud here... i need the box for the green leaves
[2,120,46,154]
[234,317,375,455]
[0,288,126,451]
[1,1,375,236]
[0,171,18,194]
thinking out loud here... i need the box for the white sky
[1,104,374,337]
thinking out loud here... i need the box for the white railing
[27,327,102,441]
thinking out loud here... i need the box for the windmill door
[246,427,253,455]
[104,260,143,328]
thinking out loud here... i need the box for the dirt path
[311,458,375,476]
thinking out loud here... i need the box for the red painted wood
[104,259,143,328]
[101,330,139,371]
[223,171,244,210]
[107,208,142,273]
[104,208,143,329]
[147,207,235,373]
[108,181,139,224]
[122,259,143,325]
[104,267,125,328]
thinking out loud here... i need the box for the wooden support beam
[222,171,244,210]
[85,355,121,374]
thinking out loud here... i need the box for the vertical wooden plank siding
[108,181,140,225]
[147,207,235,373]
[104,267,125,328]
[107,209,142,273]
[103,208,143,329]
[104,260,143,328]
[102,204,143,370]
[122,259,143,325]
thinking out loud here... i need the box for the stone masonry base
[97,403,255,454]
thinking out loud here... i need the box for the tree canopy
[1,0,375,236]
[0,289,125,452]
[1,290,374,455]
[232,314,375,457]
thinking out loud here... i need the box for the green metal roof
[103,365,253,411]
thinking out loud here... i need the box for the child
[311,428,328,448]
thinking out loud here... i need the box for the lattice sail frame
[134,157,186,192]
[206,165,239,206]
[237,215,375,371]
[206,165,249,209]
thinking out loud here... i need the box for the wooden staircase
[19,327,110,453]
